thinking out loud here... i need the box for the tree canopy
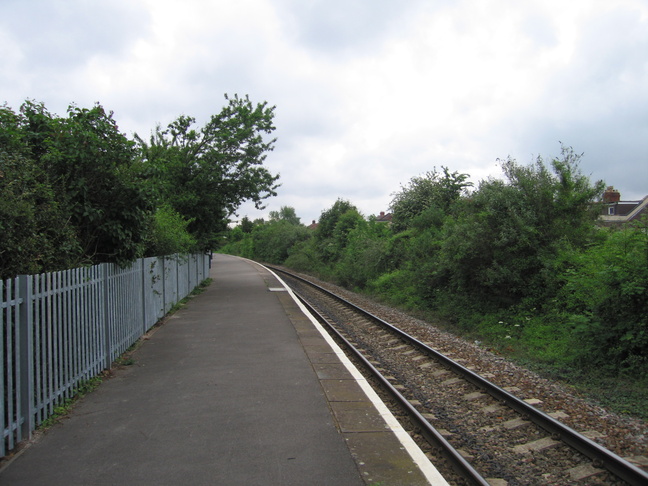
[389,167,472,232]
[0,95,280,278]
[1,101,150,269]
[135,94,280,250]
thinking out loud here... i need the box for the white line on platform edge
[260,263,450,486]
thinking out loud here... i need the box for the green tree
[252,220,310,264]
[382,167,472,309]
[314,199,362,265]
[136,94,280,250]
[335,218,391,289]
[246,206,307,263]
[146,204,197,256]
[0,148,80,278]
[283,237,320,273]
[430,146,604,309]
[269,206,301,225]
[20,101,152,265]
[390,167,472,232]
[239,216,255,234]
[2,101,152,275]
[219,225,255,259]
[315,199,357,241]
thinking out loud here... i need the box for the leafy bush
[367,269,424,309]
[146,205,197,256]
[25,102,152,265]
[428,148,604,310]
[559,228,648,375]
[334,219,391,289]
[0,149,81,278]
[390,167,471,232]
[252,220,310,264]
[283,238,321,274]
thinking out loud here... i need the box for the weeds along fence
[0,253,210,457]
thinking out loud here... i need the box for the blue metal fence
[1,253,210,457]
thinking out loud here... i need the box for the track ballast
[270,265,648,486]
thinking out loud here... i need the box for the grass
[114,340,140,367]
[518,363,648,420]
[454,316,648,421]
[39,376,104,428]
[361,286,648,422]
[583,376,648,419]
[409,300,648,422]
[168,278,212,313]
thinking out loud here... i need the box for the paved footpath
[0,254,440,486]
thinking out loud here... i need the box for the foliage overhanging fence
[1,253,210,456]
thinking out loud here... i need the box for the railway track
[269,266,648,486]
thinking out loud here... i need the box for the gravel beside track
[275,267,648,485]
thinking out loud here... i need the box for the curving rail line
[289,282,489,484]
[269,265,648,486]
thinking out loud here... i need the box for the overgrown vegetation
[3,95,645,417]
[220,148,648,419]
[0,97,278,279]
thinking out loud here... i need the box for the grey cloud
[483,5,648,200]
[0,0,150,70]
[274,0,427,54]
[2,0,645,223]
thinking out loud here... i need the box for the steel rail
[292,290,490,486]
[271,266,648,486]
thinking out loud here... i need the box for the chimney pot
[603,186,621,203]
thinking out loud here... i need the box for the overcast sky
[2,0,647,224]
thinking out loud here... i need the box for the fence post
[102,264,112,370]
[161,256,166,315]
[141,259,147,335]
[175,254,180,303]
[187,255,191,295]
[17,275,34,440]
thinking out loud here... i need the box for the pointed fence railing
[1,253,210,457]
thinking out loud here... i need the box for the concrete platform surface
[0,254,442,485]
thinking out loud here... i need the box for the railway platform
[0,254,446,486]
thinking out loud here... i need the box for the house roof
[375,211,393,222]
[600,195,648,225]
